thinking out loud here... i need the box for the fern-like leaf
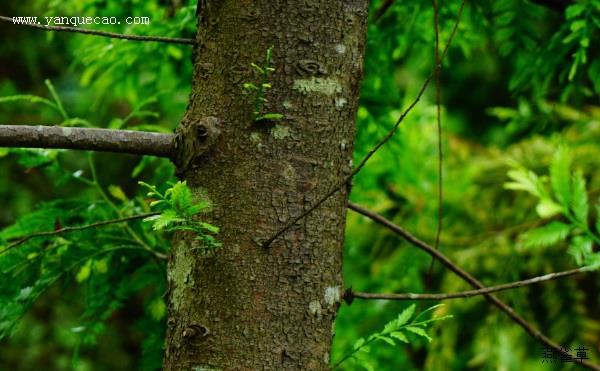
[567,236,593,266]
[570,170,588,224]
[550,146,572,208]
[520,221,572,249]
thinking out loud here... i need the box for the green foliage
[490,0,600,101]
[505,146,600,269]
[0,1,197,368]
[1,0,599,369]
[563,2,597,82]
[334,304,451,370]
[0,150,173,369]
[335,1,600,369]
[0,196,167,343]
[242,46,284,122]
[139,181,221,251]
[519,221,572,249]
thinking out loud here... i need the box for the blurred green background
[0,0,599,370]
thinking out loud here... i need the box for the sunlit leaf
[570,170,588,224]
[389,331,409,343]
[536,199,564,218]
[550,147,572,208]
[520,222,572,249]
[76,260,93,283]
[148,298,167,321]
[568,236,593,266]
[108,185,128,202]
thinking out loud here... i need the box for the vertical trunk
[164,1,369,369]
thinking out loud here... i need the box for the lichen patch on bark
[293,77,343,95]
[324,286,342,308]
[170,241,194,313]
[271,124,291,140]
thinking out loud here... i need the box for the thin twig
[0,125,175,158]
[424,0,444,298]
[348,268,586,301]
[440,0,467,60]
[262,0,467,248]
[1,212,163,258]
[0,15,195,45]
[346,201,600,371]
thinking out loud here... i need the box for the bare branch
[2,212,162,257]
[0,16,196,45]
[347,267,586,301]
[346,201,600,371]
[0,125,175,158]
[262,0,466,248]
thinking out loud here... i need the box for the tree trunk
[164,1,369,369]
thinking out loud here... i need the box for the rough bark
[164,1,369,370]
[0,125,174,158]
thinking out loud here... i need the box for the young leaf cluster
[139,181,221,251]
[242,46,284,122]
[334,304,451,370]
[505,146,600,268]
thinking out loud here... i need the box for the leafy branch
[139,181,221,251]
[333,304,451,370]
[563,2,595,82]
[0,212,160,257]
[505,145,600,268]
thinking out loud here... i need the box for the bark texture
[164,1,369,369]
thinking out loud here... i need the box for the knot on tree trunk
[173,116,221,174]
